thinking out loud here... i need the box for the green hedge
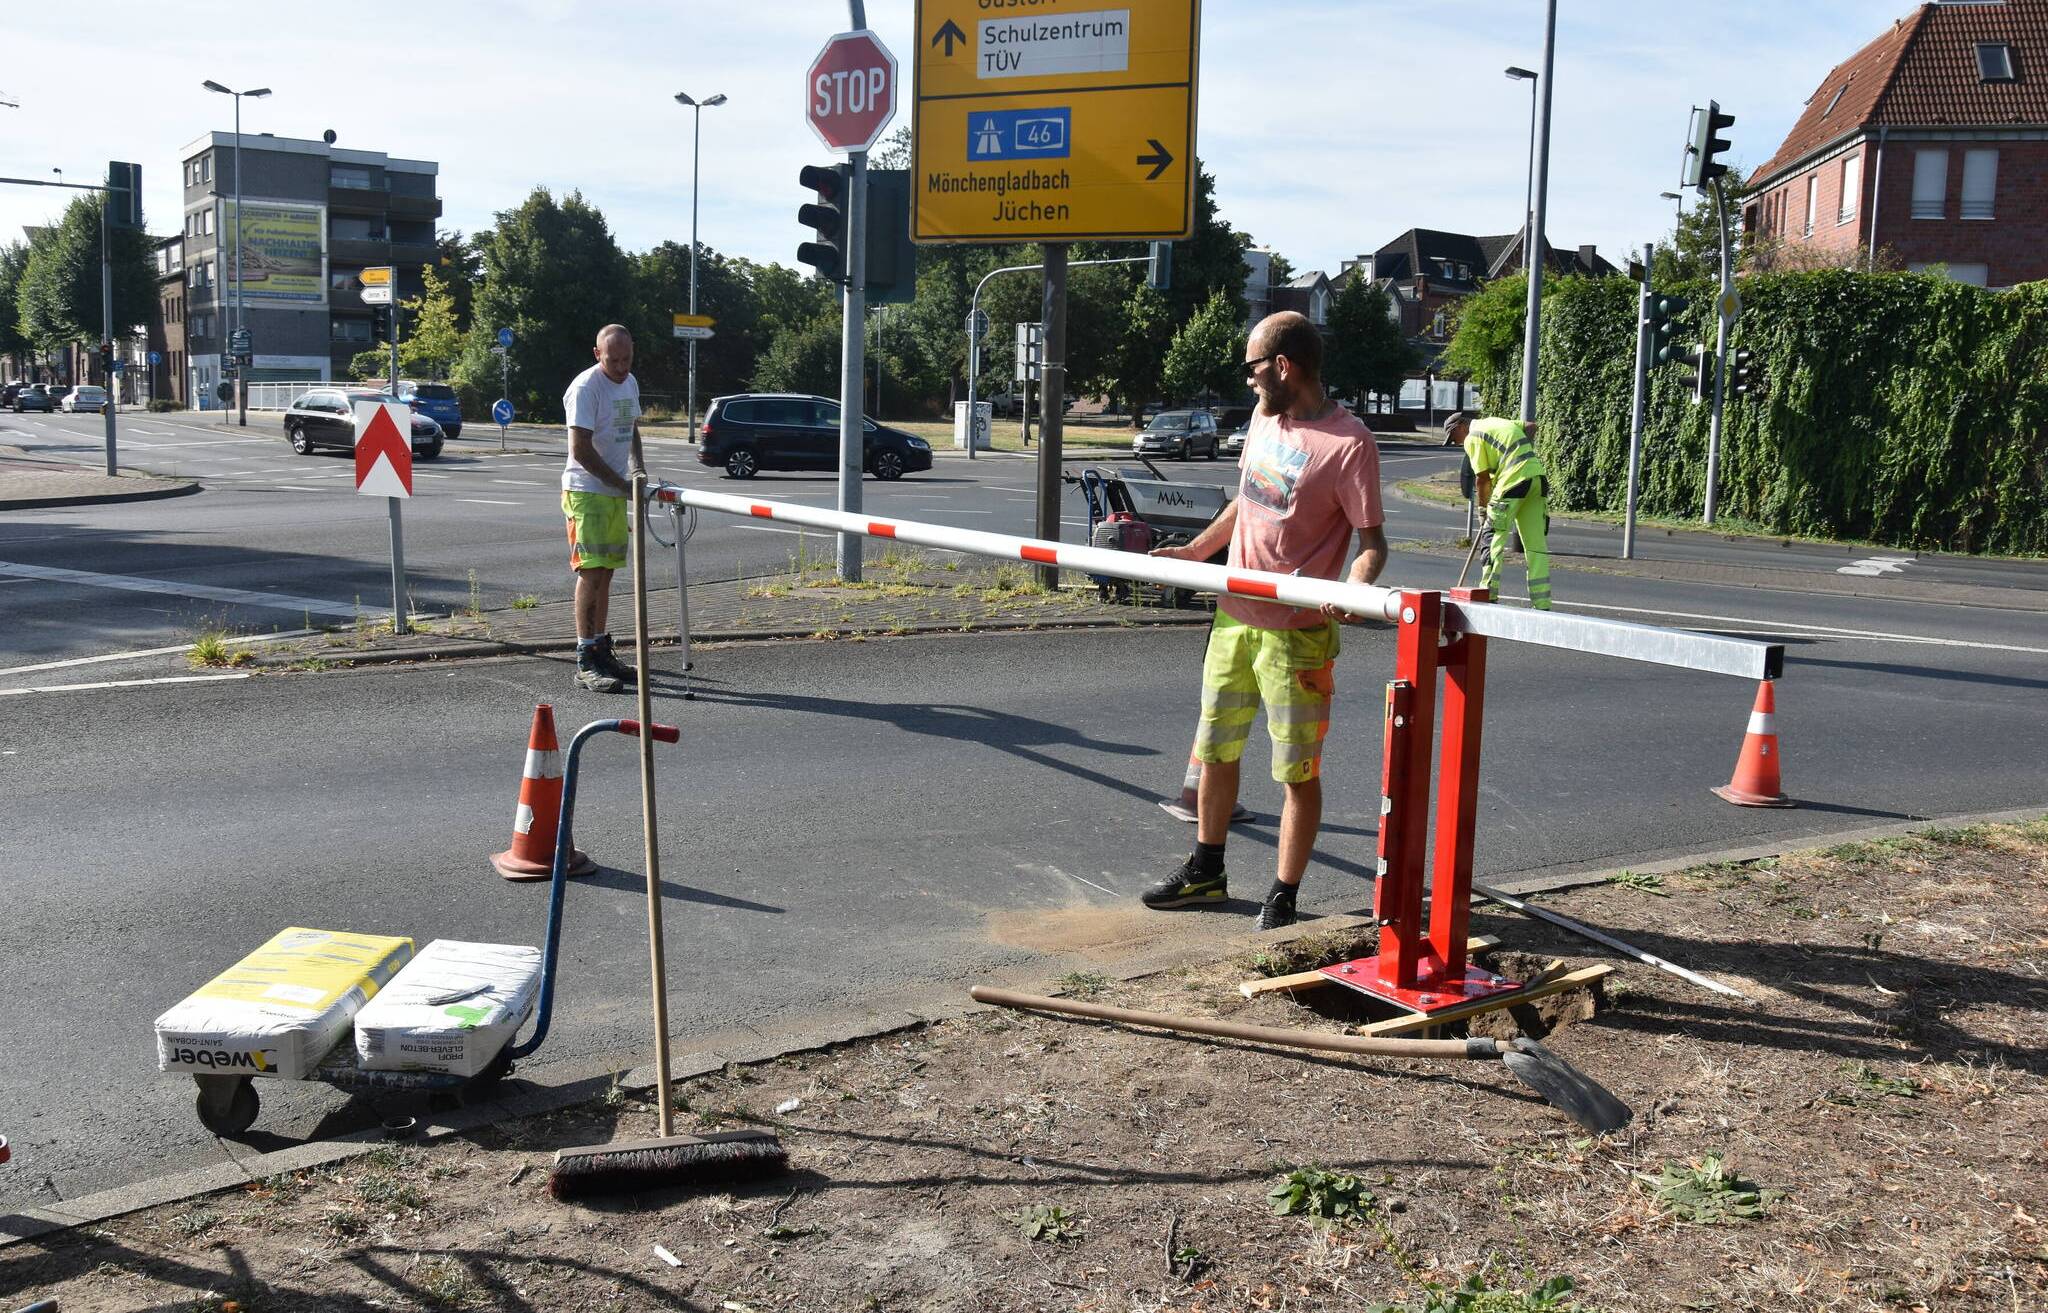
[1447,270,2048,554]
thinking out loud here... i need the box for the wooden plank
[1350,964,1612,1037]
[1236,935,1501,998]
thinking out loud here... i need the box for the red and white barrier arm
[647,484,1783,681]
[649,483,1404,623]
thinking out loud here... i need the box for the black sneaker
[575,657,622,694]
[1139,856,1227,909]
[1255,889,1298,932]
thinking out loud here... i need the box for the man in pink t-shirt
[1142,312,1388,930]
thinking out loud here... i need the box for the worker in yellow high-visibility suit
[1445,412,1551,609]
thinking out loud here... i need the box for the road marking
[0,561,379,619]
[459,498,522,506]
[1553,598,2048,656]
[1,672,253,697]
[1837,555,1914,577]
[273,485,324,492]
[0,630,313,677]
[492,479,549,486]
[120,437,272,449]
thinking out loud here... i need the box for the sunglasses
[1243,353,1279,378]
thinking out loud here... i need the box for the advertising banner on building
[218,201,327,306]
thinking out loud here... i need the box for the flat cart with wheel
[183,716,674,1137]
[1065,459,1232,608]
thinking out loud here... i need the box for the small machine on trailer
[1066,458,1232,607]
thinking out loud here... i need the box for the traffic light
[864,168,918,305]
[1683,101,1737,188]
[1668,343,1710,403]
[106,162,142,229]
[1730,348,1756,396]
[1647,294,1688,363]
[797,163,851,282]
[1147,240,1173,291]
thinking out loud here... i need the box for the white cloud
[1,1,1913,282]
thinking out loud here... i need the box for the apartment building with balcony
[175,131,441,406]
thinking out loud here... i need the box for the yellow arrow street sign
[911,0,1201,244]
[672,313,715,328]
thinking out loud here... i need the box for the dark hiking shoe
[592,635,636,685]
[1139,857,1228,909]
[575,661,623,694]
[1255,889,1299,932]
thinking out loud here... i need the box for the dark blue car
[393,380,463,438]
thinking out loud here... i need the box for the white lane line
[273,486,325,492]
[120,437,273,449]
[411,471,451,479]
[730,523,814,537]
[1555,598,2048,656]
[130,427,176,436]
[0,630,314,677]
[987,484,1039,493]
[1,672,253,697]
[0,561,379,619]
[459,499,523,506]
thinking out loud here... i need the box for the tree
[452,188,633,421]
[751,310,843,395]
[433,230,484,333]
[0,241,31,365]
[395,266,465,380]
[1653,170,1754,284]
[15,193,155,355]
[1324,278,1418,407]
[1102,281,1172,413]
[1162,290,1246,404]
[1162,164,1249,327]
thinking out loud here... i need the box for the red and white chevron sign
[354,400,413,498]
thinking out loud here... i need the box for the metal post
[1375,590,1441,989]
[1517,0,1557,425]
[99,185,117,476]
[1035,243,1067,591]
[499,351,509,451]
[1623,241,1653,559]
[386,287,407,635]
[964,297,984,463]
[671,504,694,700]
[687,103,703,443]
[1704,176,1733,525]
[1427,588,1488,982]
[232,96,246,429]
[836,150,867,582]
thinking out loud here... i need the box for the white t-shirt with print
[561,364,641,493]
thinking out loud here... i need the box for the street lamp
[674,90,727,443]
[203,80,270,427]
[1504,66,1538,264]
[1514,7,1557,426]
[1659,190,1685,229]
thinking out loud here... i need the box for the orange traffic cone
[1157,747,1255,825]
[1712,680,1793,808]
[492,704,598,881]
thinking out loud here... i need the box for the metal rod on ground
[1456,527,1483,589]
[1623,240,1652,559]
[1472,881,1749,999]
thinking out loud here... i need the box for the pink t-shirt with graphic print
[1220,404,1383,630]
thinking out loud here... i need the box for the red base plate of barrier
[1316,956,1522,1015]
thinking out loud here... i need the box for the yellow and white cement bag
[353,939,542,1077]
[155,927,414,1080]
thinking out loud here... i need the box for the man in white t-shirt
[560,323,645,693]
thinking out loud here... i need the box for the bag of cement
[156,927,414,1080]
[353,939,542,1077]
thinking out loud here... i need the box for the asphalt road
[5,584,2048,1208]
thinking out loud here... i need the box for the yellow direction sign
[911,0,1200,244]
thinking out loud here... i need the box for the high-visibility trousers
[1484,478,1551,610]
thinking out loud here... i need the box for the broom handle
[631,470,674,1139]
[970,987,1496,1060]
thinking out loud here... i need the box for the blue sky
[2,1,1913,280]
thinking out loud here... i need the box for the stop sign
[806,29,897,153]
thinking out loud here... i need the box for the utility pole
[1035,244,1067,591]
[674,90,726,442]
[202,81,270,428]
[1704,176,1734,525]
[1516,0,1558,425]
[1623,242,1653,559]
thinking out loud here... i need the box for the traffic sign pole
[1035,244,1067,590]
[838,151,868,582]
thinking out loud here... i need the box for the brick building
[1744,0,2048,288]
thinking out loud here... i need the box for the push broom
[549,472,788,1200]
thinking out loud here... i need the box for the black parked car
[697,393,934,480]
[13,384,55,413]
[283,387,444,459]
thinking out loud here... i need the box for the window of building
[1911,149,1947,219]
[201,209,213,236]
[331,165,375,190]
[1804,175,1817,235]
[1961,148,1997,219]
[1822,83,1848,118]
[1976,43,2015,82]
[200,155,212,183]
[1839,155,1861,223]
[331,317,373,343]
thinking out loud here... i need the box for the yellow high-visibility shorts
[1194,611,1340,784]
[562,490,628,572]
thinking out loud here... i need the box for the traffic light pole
[1703,175,1733,525]
[99,185,118,476]
[1623,242,1653,559]
[837,150,868,583]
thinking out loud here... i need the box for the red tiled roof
[1752,0,2048,186]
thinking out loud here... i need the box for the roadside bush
[1445,270,2048,553]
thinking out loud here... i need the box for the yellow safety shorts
[1193,611,1340,784]
[562,490,628,572]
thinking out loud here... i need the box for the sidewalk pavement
[0,444,197,511]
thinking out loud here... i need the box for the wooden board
[1237,936,1500,999]
[1349,964,1612,1037]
